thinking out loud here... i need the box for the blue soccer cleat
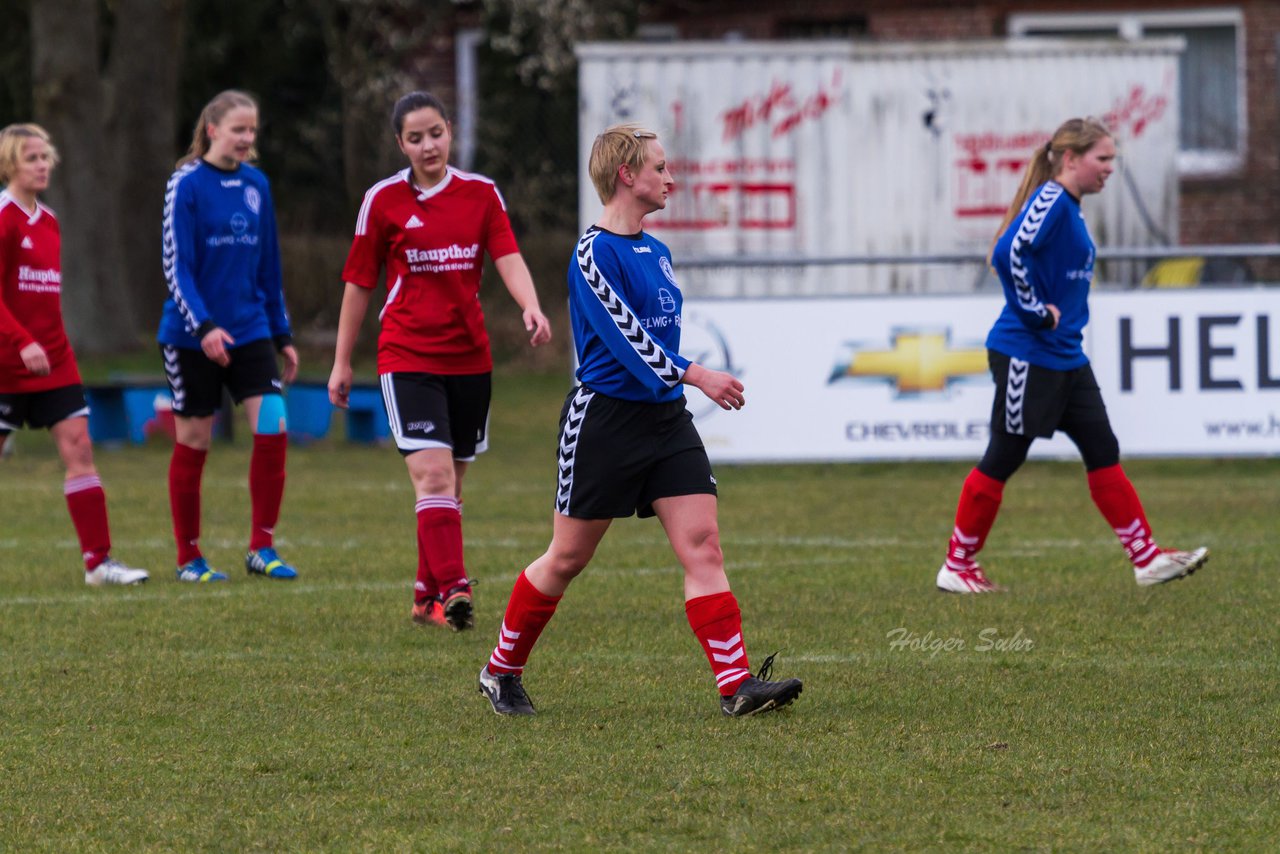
[176,557,228,583]
[245,547,298,580]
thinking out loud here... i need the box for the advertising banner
[684,289,1280,461]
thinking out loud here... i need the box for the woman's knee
[545,543,594,579]
[51,416,93,461]
[688,525,723,558]
[407,454,456,494]
[978,432,1032,482]
[1073,424,1120,471]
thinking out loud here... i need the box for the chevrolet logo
[829,330,987,394]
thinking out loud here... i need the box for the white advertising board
[577,39,1180,295]
[683,289,1280,461]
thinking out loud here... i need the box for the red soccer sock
[945,468,1005,571]
[487,571,561,675]
[685,591,751,696]
[65,474,111,570]
[416,496,468,592]
[413,524,438,605]
[1087,464,1159,567]
[249,433,287,551]
[169,443,207,565]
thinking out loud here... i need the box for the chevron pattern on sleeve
[554,386,594,515]
[574,230,685,389]
[1008,183,1063,317]
[162,162,202,334]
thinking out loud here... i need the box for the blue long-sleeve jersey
[568,226,690,403]
[986,181,1093,370]
[158,160,291,349]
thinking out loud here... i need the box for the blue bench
[85,380,388,446]
[85,384,170,445]
[283,382,390,444]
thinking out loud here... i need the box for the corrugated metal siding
[577,39,1181,295]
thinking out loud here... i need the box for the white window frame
[1009,7,1246,176]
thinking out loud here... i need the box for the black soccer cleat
[443,582,475,632]
[720,652,803,717]
[478,665,536,716]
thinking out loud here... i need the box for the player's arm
[570,236,689,396]
[484,187,550,346]
[253,181,297,381]
[255,180,293,345]
[681,362,745,411]
[493,253,551,347]
[0,268,35,355]
[162,175,215,337]
[329,195,385,409]
[1006,207,1063,331]
[327,282,373,409]
[0,297,46,375]
[0,236,45,373]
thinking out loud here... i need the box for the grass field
[2,369,1277,851]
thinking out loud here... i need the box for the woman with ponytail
[159,90,299,583]
[936,117,1208,593]
[328,91,551,630]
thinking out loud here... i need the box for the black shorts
[379,372,491,460]
[988,350,1110,439]
[161,339,281,417]
[0,384,89,433]
[554,386,716,520]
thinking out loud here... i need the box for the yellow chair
[1141,257,1204,288]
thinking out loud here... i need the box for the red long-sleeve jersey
[0,190,80,392]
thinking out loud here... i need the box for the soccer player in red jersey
[328,91,551,630]
[0,124,148,585]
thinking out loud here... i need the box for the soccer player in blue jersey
[936,117,1209,594]
[159,90,299,583]
[478,124,803,717]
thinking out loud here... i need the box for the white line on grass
[0,578,412,608]
[0,554,814,608]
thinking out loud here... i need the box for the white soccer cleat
[1134,546,1208,587]
[85,558,150,586]
[936,563,1006,593]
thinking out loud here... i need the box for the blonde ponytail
[989,117,1111,263]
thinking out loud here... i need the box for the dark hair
[392,91,449,136]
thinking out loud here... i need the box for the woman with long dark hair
[328,91,551,630]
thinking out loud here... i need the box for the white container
[577,38,1182,295]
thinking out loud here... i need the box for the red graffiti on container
[1102,84,1169,140]
[952,130,1053,218]
[720,69,843,142]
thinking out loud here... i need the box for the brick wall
[868,6,996,41]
